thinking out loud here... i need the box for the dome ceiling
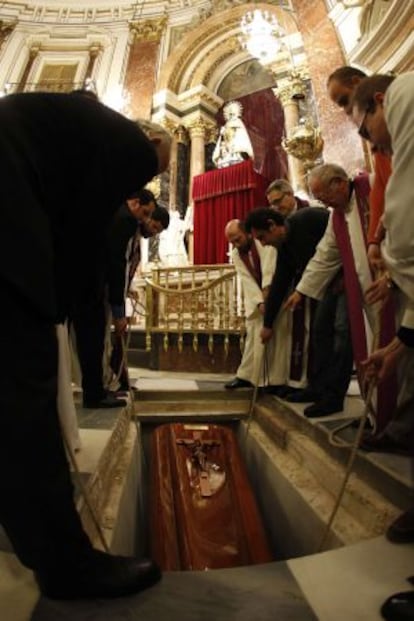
[0,1,289,20]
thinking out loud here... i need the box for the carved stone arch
[157,2,299,96]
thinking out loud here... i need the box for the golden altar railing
[136,264,247,357]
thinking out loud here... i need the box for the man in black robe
[0,91,171,599]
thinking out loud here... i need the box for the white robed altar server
[225,220,292,388]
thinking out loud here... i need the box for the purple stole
[333,174,396,431]
[239,241,262,287]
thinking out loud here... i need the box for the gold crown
[223,100,243,120]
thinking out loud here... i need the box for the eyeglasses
[358,103,375,141]
[269,193,286,207]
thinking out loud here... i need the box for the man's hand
[367,243,385,273]
[365,275,391,305]
[284,290,302,311]
[361,337,405,384]
[260,326,273,344]
[114,317,128,335]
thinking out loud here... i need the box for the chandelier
[239,9,285,65]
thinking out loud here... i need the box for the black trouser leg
[0,287,91,571]
[71,287,106,403]
[310,290,354,404]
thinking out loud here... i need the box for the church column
[187,119,209,265]
[84,43,102,85]
[205,124,219,172]
[17,43,40,92]
[176,126,190,218]
[188,117,208,189]
[126,17,166,120]
[161,120,180,212]
[0,19,16,50]
[274,77,307,192]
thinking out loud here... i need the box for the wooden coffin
[150,422,273,571]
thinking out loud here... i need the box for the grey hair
[266,178,294,195]
[308,163,348,187]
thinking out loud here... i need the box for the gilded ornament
[130,17,167,42]
[282,118,324,169]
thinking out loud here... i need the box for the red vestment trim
[238,242,262,287]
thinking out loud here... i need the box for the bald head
[225,219,251,252]
[225,219,241,240]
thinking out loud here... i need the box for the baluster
[207,268,214,354]
[145,281,153,352]
[191,268,198,352]
[178,269,183,353]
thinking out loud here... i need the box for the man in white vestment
[352,75,414,588]
[285,164,379,415]
[212,101,254,169]
[224,219,291,389]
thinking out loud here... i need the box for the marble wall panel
[291,0,365,173]
[125,40,158,120]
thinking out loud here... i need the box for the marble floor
[0,368,412,621]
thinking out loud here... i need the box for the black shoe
[381,590,414,620]
[117,385,139,394]
[36,549,161,600]
[386,508,414,544]
[304,400,343,418]
[359,433,412,457]
[285,388,321,403]
[83,395,127,409]
[224,377,253,389]
[263,384,291,397]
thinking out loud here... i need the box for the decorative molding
[0,19,17,47]
[157,3,298,94]
[349,0,414,72]
[129,17,167,42]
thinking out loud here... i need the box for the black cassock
[0,92,158,572]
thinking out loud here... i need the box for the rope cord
[62,430,110,553]
[245,342,268,436]
[318,287,384,551]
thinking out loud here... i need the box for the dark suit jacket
[0,92,158,321]
[264,207,329,328]
[106,203,141,316]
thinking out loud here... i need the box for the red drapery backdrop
[192,160,269,264]
[216,88,288,183]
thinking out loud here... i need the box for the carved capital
[130,17,167,42]
[89,43,102,57]
[274,68,309,106]
[0,19,17,45]
[205,123,219,144]
[29,43,42,58]
[187,117,210,139]
[176,125,189,144]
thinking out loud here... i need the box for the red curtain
[216,88,288,182]
[192,160,268,264]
